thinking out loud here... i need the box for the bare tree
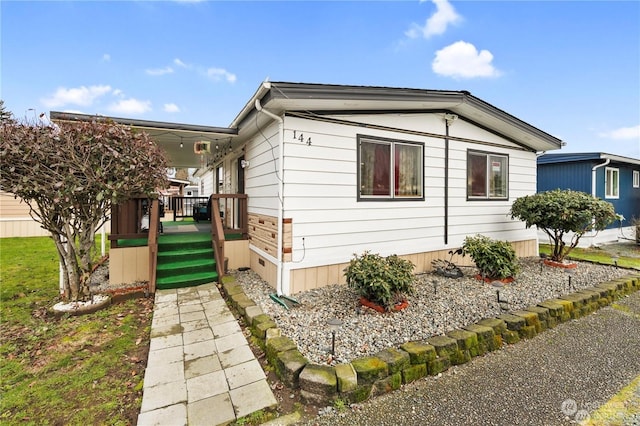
[1,115,168,300]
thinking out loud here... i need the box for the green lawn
[539,243,640,269]
[0,236,151,425]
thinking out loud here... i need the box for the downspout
[255,98,286,296]
[591,158,610,198]
[590,157,610,241]
[443,113,458,245]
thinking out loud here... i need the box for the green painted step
[156,258,216,279]
[155,232,218,290]
[156,270,219,290]
[157,247,214,263]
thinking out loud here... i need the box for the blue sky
[2,0,639,158]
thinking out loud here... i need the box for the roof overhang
[538,152,640,165]
[233,82,563,153]
[50,112,238,168]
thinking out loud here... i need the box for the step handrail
[210,196,226,280]
[148,199,160,294]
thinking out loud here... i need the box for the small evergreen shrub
[344,251,415,311]
[462,235,520,280]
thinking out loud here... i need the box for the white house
[50,82,563,295]
[196,82,562,294]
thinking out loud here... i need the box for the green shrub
[462,235,520,280]
[344,251,415,311]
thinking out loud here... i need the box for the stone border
[219,273,640,405]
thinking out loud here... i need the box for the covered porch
[50,111,251,294]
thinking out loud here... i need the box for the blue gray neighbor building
[537,152,640,243]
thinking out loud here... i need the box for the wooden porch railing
[147,199,160,294]
[109,197,154,248]
[170,196,209,221]
[210,194,248,279]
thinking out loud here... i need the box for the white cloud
[108,98,152,115]
[102,53,111,62]
[432,41,502,79]
[598,125,640,140]
[146,66,174,76]
[41,85,112,108]
[406,0,462,39]
[163,103,180,113]
[206,67,237,83]
[174,58,189,68]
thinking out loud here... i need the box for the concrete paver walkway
[137,283,277,426]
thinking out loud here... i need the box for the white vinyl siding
[249,113,537,271]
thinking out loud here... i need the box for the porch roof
[49,111,237,168]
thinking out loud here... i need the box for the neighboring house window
[605,167,619,198]
[357,135,424,200]
[633,170,639,188]
[467,150,508,200]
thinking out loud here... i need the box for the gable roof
[232,81,563,153]
[538,152,640,166]
[51,81,563,167]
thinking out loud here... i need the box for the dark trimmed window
[467,150,508,200]
[358,135,424,200]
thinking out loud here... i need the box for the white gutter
[254,97,286,296]
[591,157,610,197]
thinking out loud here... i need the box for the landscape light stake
[564,268,576,291]
[492,281,508,311]
[327,318,343,356]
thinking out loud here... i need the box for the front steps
[155,233,218,290]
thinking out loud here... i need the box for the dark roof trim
[231,81,562,151]
[538,152,640,166]
[50,111,237,135]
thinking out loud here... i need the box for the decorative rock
[335,363,358,393]
[427,357,451,375]
[252,314,277,339]
[374,348,410,374]
[230,292,254,315]
[401,363,427,384]
[463,324,497,354]
[223,282,244,296]
[244,305,264,326]
[399,341,437,365]
[372,372,402,396]
[266,336,297,367]
[351,357,388,385]
[427,335,458,359]
[299,364,337,404]
[235,260,631,365]
[498,314,526,332]
[477,318,507,335]
[265,327,281,343]
[512,310,542,335]
[524,306,549,332]
[275,349,308,388]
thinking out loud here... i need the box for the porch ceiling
[49,112,238,168]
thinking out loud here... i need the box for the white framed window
[357,135,424,201]
[605,167,619,198]
[467,150,509,200]
[633,170,639,188]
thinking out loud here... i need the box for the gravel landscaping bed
[236,258,631,365]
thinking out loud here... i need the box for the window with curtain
[358,135,423,200]
[467,150,509,200]
[605,167,619,198]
